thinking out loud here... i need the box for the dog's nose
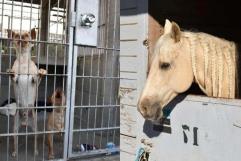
[138,97,161,120]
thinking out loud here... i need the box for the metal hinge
[69,11,76,27]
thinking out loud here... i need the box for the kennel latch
[75,0,99,46]
[80,13,96,27]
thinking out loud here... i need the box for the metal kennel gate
[66,0,120,159]
[0,0,120,160]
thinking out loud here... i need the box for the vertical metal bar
[28,1,35,160]
[40,0,48,159]
[80,48,86,105]
[110,0,118,144]
[1,1,5,160]
[65,0,76,158]
[0,0,4,159]
[0,0,4,97]
[100,0,109,149]
[62,0,68,157]
[54,0,60,95]
[86,48,94,151]
[43,0,51,159]
[26,2,29,159]
[78,47,86,147]
[7,1,14,160]
[16,1,24,160]
[106,0,112,143]
[27,1,34,160]
[93,48,101,147]
[98,0,104,149]
[52,5,57,154]
[62,0,68,114]
[0,0,4,37]
[92,0,103,149]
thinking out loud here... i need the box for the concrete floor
[71,154,119,161]
[0,110,119,161]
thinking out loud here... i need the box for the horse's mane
[182,31,238,98]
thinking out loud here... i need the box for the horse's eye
[160,62,171,70]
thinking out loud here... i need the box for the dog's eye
[160,62,171,70]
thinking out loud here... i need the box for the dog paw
[38,69,47,75]
[11,151,16,158]
[6,69,14,74]
[48,154,54,160]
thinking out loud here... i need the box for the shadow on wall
[142,94,187,138]
[142,83,206,138]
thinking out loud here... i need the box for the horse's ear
[164,19,172,34]
[171,22,181,42]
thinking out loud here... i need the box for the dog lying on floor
[47,88,66,159]
[7,28,47,157]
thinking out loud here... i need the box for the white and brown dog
[7,29,47,157]
[47,88,66,159]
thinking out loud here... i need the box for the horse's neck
[183,32,237,98]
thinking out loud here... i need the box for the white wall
[120,0,148,160]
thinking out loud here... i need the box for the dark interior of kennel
[148,0,241,97]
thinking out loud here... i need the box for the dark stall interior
[148,0,241,97]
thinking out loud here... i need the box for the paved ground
[0,112,119,161]
[70,154,119,161]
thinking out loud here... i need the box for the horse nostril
[140,105,147,114]
[138,98,151,117]
[138,97,161,120]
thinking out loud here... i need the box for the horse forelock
[153,34,181,64]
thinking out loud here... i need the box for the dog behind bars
[7,29,47,157]
[47,88,66,159]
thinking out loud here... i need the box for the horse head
[138,19,194,121]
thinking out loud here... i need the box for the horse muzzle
[138,97,163,121]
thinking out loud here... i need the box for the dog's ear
[7,29,15,38]
[30,28,37,40]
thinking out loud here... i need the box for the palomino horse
[138,19,237,121]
